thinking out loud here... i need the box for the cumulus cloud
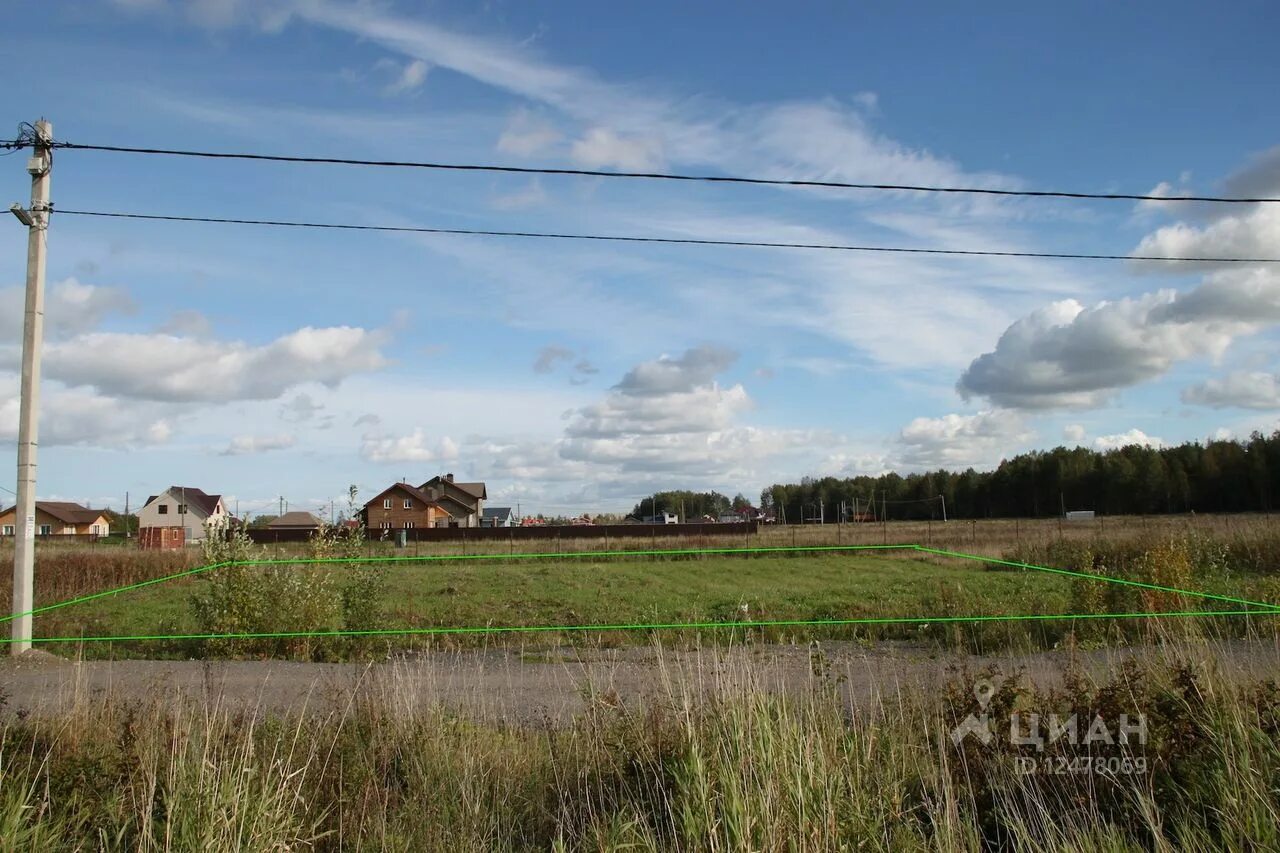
[613,345,737,395]
[1132,180,1196,220]
[44,325,389,402]
[1063,424,1086,443]
[957,269,1280,409]
[566,383,751,439]
[1133,146,1280,267]
[563,347,748,452]
[1183,371,1280,410]
[360,428,458,463]
[220,434,296,456]
[549,345,827,485]
[0,375,176,448]
[570,127,663,171]
[1135,207,1280,266]
[821,450,892,477]
[1094,429,1164,450]
[898,410,1033,469]
[1221,145,1280,198]
[0,278,134,343]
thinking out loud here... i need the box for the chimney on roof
[445,473,454,483]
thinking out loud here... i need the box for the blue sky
[2,0,1279,517]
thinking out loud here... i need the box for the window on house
[39,524,52,535]
[403,521,415,529]
[380,522,391,529]
[158,505,169,515]
[404,499,412,509]
[383,499,392,509]
[177,504,187,515]
[2,525,13,536]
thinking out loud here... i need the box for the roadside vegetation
[8,516,1275,661]
[2,634,1278,850]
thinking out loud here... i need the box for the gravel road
[3,640,1277,726]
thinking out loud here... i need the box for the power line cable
[7,138,1276,204]
[55,208,1280,263]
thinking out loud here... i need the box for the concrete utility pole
[10,119,52,656]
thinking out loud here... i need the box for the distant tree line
[629,490,753,520]
[762,432,1280,522]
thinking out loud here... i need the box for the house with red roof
[137,486,228,544]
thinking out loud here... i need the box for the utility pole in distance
[10,119,53,655]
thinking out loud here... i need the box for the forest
[762,431,1280,522]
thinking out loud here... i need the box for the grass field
[3,634,1279,850]
[2,513,1278,659]
[18,542,1279,659]
[4,518,1280,848]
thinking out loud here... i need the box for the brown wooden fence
[243,521,757,545]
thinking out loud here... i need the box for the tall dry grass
[3,633,1279,850]
[0,543,195,611]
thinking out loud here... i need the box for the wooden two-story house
[420,473,487,527]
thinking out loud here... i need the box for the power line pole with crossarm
[10,119,53,655]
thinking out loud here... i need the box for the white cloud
[384,58,429,95]
[1132,147,1280,267]
[1134,205,1280,265]
[497,108,561,157]
[570,127,664,171]
[220,434,296,456]
[44,325,389,402]
[0,278,134,343]
[360,428,457,463]
[957,269,1280,409]
[821,450,892,477]
[566,384,751,439]
[1063,423,1086,443]
[613,345,737,395]
[898,410,1033,469]
[1183,371,1280,410]
[0,375,177,448]
[1094,429,1164,450]
[1131,180,1199,221]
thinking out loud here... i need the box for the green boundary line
[0,544,912,625]
[6,608,1277,646]
[3,542,1277,646]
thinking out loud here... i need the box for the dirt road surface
[3,641,1277,726]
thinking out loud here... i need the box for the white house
[137,486,228,543]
